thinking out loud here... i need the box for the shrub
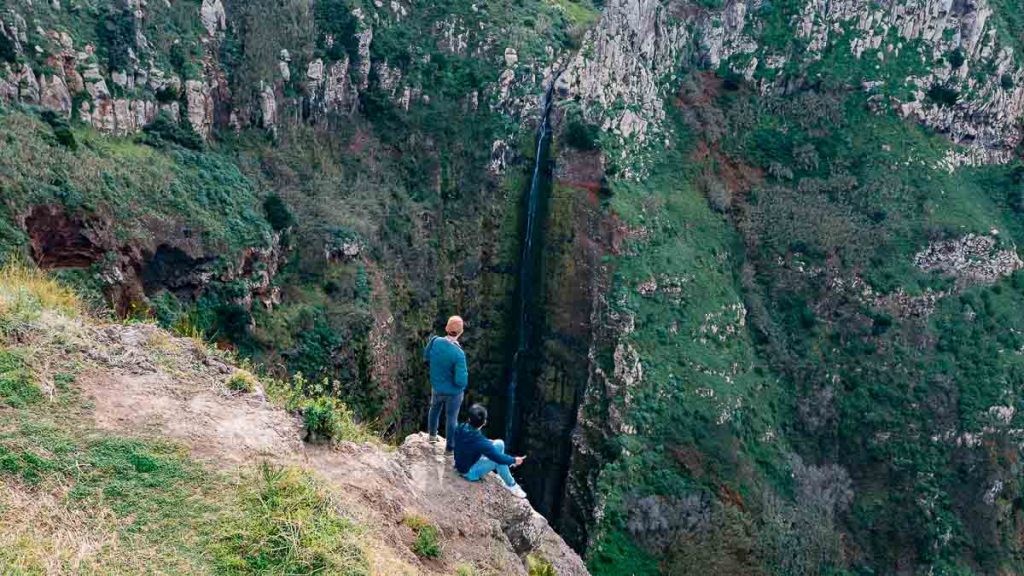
[0,30,15,63]
[302,396,369,444]
[141,112,204,150]
[155,85,180,103]
[226,370,259,393]
[97,7,137,72]
[947,48,966,69]
[215,463,370,575]
[563,116,601,151]
[40,110,77,150]
[150,290,184,328]
[527,554,557,576]
[414,525,441,558]
[927,84,960,107]
[263,194,295,232]
[663,505,760,576]
[403,515,441,559]
[1001,74,1015,91]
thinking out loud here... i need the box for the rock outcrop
[68,317,588,576]
[563,0,1024,175]
[559,0,686,175]
[914,233,1023,286]
[790,0,1024,165]
[21,204,282,316]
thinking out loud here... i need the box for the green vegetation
[404,514,442,559]
[0,108,272,259]
[0,349,39,408]
[582,55,1024,572]
[226,370,259,393]
[302,395,367,443]
[216,464,369,575]
[142,112,205,150]
[527,554,558,576]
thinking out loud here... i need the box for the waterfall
[505,79,559,447]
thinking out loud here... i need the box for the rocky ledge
[73,318,588,575]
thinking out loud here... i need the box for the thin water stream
[505,79,559,448]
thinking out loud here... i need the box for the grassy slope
[0,266,371,575]
[0,106,272,271]
[584,111,786,576]
[585,77,1024,573]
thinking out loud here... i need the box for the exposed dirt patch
[84,371,302,464]
[556,148,605,195]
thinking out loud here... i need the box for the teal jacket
[424,336,468,395]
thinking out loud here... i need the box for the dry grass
[0,262,81,318]
[226,369,261,393]
[0,479,120,574]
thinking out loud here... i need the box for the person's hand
[513,456,526,467]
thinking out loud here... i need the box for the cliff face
[5,0,1024,574]
[553,1,1024,574]
[562,0,1024,174]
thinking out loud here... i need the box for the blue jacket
[424,336,468,395]
[453,423,515,473]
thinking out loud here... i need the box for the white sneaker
[506,484,527,499]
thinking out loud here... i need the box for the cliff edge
[0,266,587,575]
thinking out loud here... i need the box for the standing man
[425,315,468,454]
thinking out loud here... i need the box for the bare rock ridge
[5,0,1021,175]
[561,0,1024,174]
[80,322,588,576]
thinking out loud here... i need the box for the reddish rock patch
[23,205,108,269]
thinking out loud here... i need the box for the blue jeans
[427,390,463,451]
[464,439,516,487]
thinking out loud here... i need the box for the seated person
[453,404,528,499]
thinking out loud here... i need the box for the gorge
[4,0,1024,574]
